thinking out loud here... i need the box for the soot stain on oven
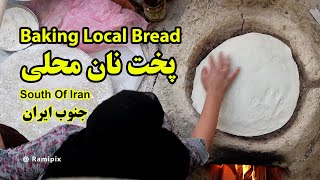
[209,146,285,167]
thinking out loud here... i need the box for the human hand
[201,52,240,100]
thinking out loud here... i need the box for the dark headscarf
[43,90,190,179]
[0,124,29,149]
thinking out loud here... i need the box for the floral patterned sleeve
[0,124,83,180]
[162,113,209,169]
[181,138,209,169]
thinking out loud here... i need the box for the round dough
[0,45,113,140]
[191,33,300,137]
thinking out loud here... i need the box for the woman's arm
[192,52,240,151]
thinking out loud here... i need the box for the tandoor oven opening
[210,164,283,180]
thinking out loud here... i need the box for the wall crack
[152,74,158,90]
[151,43,163,90]
[237,0,245,32]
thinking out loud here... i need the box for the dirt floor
[139,0,320,179]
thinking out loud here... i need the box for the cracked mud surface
[238,0,245,32]
[139,0,320,179]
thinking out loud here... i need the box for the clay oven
[151,1,320,179]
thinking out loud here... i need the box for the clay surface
[141,0,320,179]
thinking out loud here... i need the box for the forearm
[193,52,240,152]
[192,92,222,151]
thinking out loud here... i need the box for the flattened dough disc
[0,45,113,140]
[191,33,300,137]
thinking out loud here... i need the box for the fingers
[217,52,223,69]
[218,53,231,76]
[218,52,230,67]
[208,52,235,78]
[201,67,208,90]
[201,67,208,80]
[227,67,241,83]
[224,55,231,70]
[208,55,215,70]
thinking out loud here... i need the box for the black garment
[0,124,29,149]
[43,90,190,180]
